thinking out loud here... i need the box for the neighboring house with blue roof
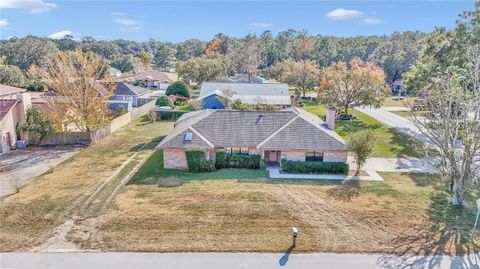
[199,82,291,109]
[112,82,150,107]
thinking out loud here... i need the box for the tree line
[0,30,423,90]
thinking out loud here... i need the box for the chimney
[326,105,336,130]
[16,93,32,122]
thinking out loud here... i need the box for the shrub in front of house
[166,81,190,98]
[185,149,216,173]
[281,159,349,175]
[215,151,261,169]
[155,96,173,107]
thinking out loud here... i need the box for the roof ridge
[294,111,346,145]
[189,126,214,148]
[256,115,299,148]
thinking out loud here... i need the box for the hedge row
[215,151,261,169]
[158,110,188,120]
[281,159,349,174]
[185,149,215,173]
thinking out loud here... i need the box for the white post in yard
[474,199,480,230]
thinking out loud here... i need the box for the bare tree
[226,36,263,80]
[409,45,480,206]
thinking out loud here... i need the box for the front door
[268,151,278,162]
[265,150,281,164]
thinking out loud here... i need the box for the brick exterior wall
[163,148,188,169]
[324,150,348,163]
[281,150,306,161]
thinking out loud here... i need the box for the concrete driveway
[0,145,82,197]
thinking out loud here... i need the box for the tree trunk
[345,104,349,115]
[451,181,464,206]
[356,162,361,176]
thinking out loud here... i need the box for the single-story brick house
[157,106,348,169]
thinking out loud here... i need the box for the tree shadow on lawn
[389,128,423,158]
[378,191,480,269]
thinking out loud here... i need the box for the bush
[215,151,261,169]
[155,96,173,107]
[166,81,190,98]
[185,149,216,173]
[158,110,188,120]
[281,159,349,175]
[117,105,127,115]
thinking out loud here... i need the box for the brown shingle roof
[158,108,347,151]
[131,71,175,83]
[0,100,19,121]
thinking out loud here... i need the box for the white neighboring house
[199,82,292,109]
[110,67,122,78]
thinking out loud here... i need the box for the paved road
[354,107,431,144]
[0,146,82,197]
[1,252,479,269]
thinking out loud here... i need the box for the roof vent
[256,115,264,124]
[184,132,193,142]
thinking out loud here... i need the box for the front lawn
[81,172,479,254]
[129,150,268,184]
[303,104,420,158]
[0,117,174,251]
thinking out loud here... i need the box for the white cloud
[49,30,73,39]
[362,18,382,25]
[326,8,363,20]
[114,18,137,26]
[250,22,273,29]
[0,19,9,29]
[111,11,126,16]
[120,26,141,33]
[0,0,57,13]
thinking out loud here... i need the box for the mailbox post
[474,199,480,230]
[292,227,298,247]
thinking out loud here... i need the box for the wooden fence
[40,99,156,146]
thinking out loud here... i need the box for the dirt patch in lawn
[80,173,479,254]
[0,118,173,251]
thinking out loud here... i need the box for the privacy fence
[40,100,156,146]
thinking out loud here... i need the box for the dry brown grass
[0,117,173,251]
[84,173,479,254]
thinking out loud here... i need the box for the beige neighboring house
[0,85,32,154]
[110,67,122,78]
[157,106,348,169]
[0,84,27,99]
[131,70,176,89]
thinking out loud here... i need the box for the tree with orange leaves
[318,58,386,115]
[42,50,114,132]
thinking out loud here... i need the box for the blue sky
[0,0,476,42]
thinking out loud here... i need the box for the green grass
[175,103,197,112]
[381,97,412,107]
[129,150,268,184]
[303,104,420,158]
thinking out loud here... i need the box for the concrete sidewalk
[267,157,437,181]
[1,252,478,269]
[268,167,383,181]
